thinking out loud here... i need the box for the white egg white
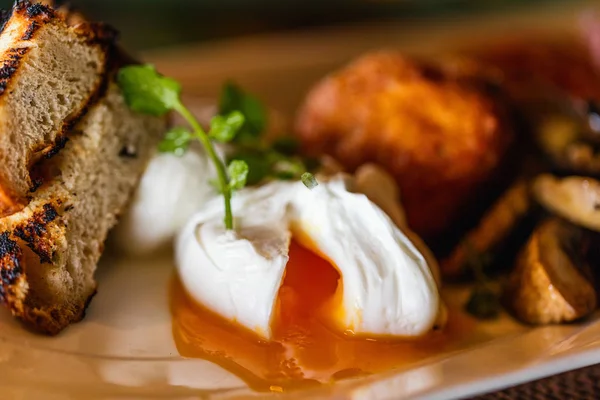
[176,177,442,339]
[111,146,218,256]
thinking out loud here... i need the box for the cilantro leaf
[219,81,267,141]
[158,127,193,156]
[228,160,249,190]
[209,111,245,142]
[119,65,322,229]
[117,64,250,231]
[227,151,271,186]
[117,65,181,116]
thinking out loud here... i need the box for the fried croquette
[294,51,513,237]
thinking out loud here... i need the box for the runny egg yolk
[171,239,472,392]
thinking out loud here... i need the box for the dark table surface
[474,363,600,399]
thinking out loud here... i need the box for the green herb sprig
[217,82,319,186]
[117,65,248,230]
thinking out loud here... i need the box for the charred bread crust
[0,199,63,284]
[0,231,26,311]
[0,0,118,216]
[0,1,53,36]
[0,1,119,99]
[0,2,160,336]
[0,197,87,335]
[0,80,166,335]
[0,46,28,96]
[12,203,60,264]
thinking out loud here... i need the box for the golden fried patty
[294,51,513,238]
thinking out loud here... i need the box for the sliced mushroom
[536,111,600,176]
[504,218,596,324]
[533,174,600,232]
[441,180,532,277]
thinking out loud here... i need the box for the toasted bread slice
[0,81,165,335]
[0,1,115,216]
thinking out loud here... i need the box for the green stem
[174,102,233,230]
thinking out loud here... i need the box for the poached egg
[176,176,443,339]
[111,146,217,256]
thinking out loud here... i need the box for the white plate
[1,253,599,400]
[1,1,599,399]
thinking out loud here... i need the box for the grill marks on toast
[21,6,118,176]
[0,1,55,96]
[0,1,165,335]
[0,81,166,335]
[0,197,72,334]
[0,0,118,217]
[0,199,63,303]
[13,203,60,264]
[0,191,86,334]
[0,231,25,307]
[0,47,28,96]
[19,1,54,39]
[0,0,165,336]
[0,200,61,323]
[20,0,117,171]
[0,1,54,36]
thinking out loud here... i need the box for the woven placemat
[473,364,600,399]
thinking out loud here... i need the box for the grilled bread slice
[0,80,165,335]
[0,1,114,216]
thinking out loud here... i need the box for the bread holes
[40,113,50,126]
[119,144,138,159]
[66,76,81,83]
[82,244,94,259]
[56,93,66,106]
